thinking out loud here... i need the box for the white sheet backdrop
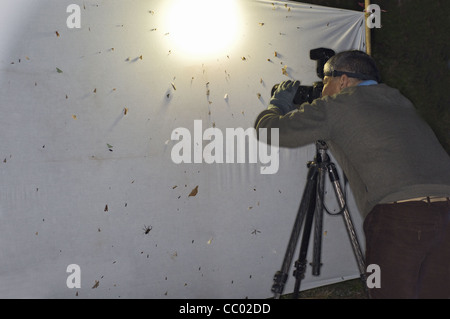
[0,0,367,298]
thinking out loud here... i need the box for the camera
[272,48,335,104]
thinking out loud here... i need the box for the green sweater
[255,84,450,218]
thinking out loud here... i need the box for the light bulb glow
[164,0,241,60]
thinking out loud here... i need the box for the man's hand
[268,80,300,115]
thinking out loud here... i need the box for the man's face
[322,61,342,97]
[322,75,342,97]
[322,61,361,97]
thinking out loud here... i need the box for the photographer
[255,50,450,299]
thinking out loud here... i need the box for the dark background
[295,0,450,154]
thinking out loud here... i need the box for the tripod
[271,140,367,299]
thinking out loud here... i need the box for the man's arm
[254,81,330,148]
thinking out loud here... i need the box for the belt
[391,196,450,204]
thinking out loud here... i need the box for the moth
[143,225,153,234]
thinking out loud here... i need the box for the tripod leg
[292,184,317,298]
[311,165,326,276]
[271,165,318,299]
[327,164,367,287]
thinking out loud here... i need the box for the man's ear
[339,74,350,89]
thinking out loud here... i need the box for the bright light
[164,0,241,60]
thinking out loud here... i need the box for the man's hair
[325,50,380,82]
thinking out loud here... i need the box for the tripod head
[315,140,329,165]
[315,140,328,150]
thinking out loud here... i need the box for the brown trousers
[363,200,450,299]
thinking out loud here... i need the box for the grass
[281,279,368,299]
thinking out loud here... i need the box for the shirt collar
[358,80,378,86]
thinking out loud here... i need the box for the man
[255,50,450,298]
